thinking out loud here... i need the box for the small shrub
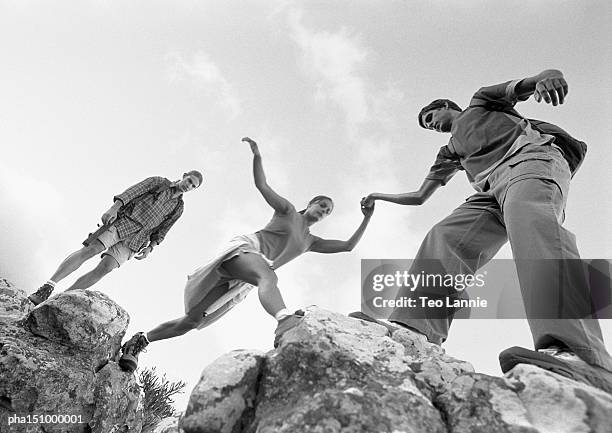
[139,367,187,433]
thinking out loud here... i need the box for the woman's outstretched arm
[309,202,375,253]
[242,137,294,214]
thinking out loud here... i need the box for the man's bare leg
[29,240,107,304]
[49,240,106,283]
[66,254,119,291]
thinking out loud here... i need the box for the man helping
[362,69,612,393]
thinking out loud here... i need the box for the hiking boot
[499,345,612,394]
[28,283,55,306]
[119,332,149,372]
[274,310,305,348]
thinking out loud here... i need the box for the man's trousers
[389,144,612,371]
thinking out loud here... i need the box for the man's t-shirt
[425,80,554,191]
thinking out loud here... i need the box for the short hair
[299,195,334,214]
[183,170,204,187]
[418,99,462,129]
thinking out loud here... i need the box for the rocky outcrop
[0,278,32,321]
[26,289,130,370]
[4,274,611,433]
[150,416,182,433]
[181,350,265,433]
[0,278,143,433]
[181,307,612,433]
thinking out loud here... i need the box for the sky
[1,0,611,411]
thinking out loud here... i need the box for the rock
[181,349,265,433]
[177,307,612,433]
[150,416,183,433]
[0,279,143,433]
[0,320,96,433]
[26,290,129,368]
[435,373,538,433]
[506,364,612,433]
[252,307,447,433]
[89,362,144,433]
[149,415,183,433]
[392,327,475,399]
[0,278,31,320]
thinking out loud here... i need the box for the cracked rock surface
[181,307,612,433]
[0,278,143,433]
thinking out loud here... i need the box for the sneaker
[119,332,149,372]
[28,283,55,306]
[274,310,305,348]
[499,345,612,394]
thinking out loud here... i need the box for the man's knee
[421,221,457,251]
[506,200,562,229]
[82,240,105,258]
[97,256,119,274]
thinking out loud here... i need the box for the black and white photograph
[1,1,611,432]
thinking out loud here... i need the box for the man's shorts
[96,225,136,267]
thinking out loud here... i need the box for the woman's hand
[361,199,375,217]
[361,194,376,209]
[241,137,260,156]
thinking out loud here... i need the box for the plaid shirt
[112,176,185,252]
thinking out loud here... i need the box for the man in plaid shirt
[28,170,203,305]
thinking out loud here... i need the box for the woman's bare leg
[146,312,202,342]
[146,284,228,342]
[145,252,281,343]
[221,252,285,317]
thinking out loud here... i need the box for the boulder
[180,306,612,433]
[90,361,145,433]
[506,364,612,433]
[26,290,129,368]
[181,350,265,433]
[0,282,142,433]
[0,278,31,321]
[252,307,447,433]
[150,416,183,433]
[0,320,96,433]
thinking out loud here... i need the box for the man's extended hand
[361,199,375,217]
[135,246,152,260]
[361,195,375,209]
[534,70,568,106]
[241,137,261,156]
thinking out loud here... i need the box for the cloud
[166,52,242,119]
[284,8,409,151]
[287,10,369,128]
[279,6,422,256]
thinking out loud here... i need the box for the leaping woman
[118,137,374,371]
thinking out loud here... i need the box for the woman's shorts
[183,233,273,329]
